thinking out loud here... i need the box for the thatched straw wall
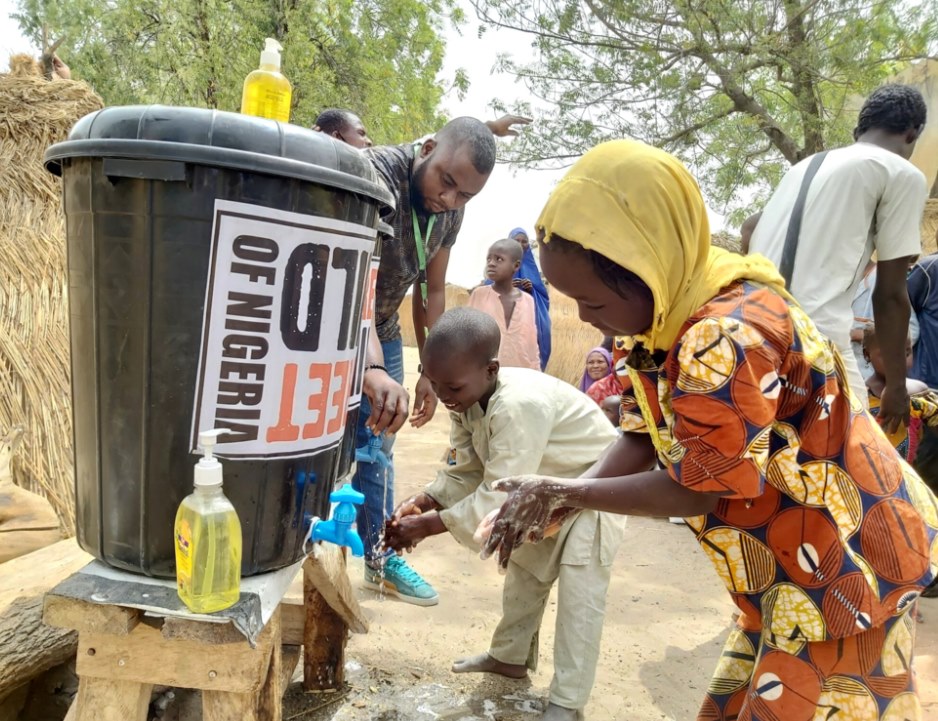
[0,56,103,534]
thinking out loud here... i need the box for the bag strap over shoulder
[779,150,829,287]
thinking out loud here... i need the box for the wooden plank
[43,595,141,636]
[72,677,152,721]
[204,610,281,721]
[160,617,243,645]
[303,568,348,691]
[257,610,282,721]
[280,645,301,695]
[302,545,368,634]
[0,539,91,614]
[202,691,260,721]
[0,427,59,564]
[76,612,276,694]
[280,596,304,646]
[0,482,61,564]
[0,539,92,696]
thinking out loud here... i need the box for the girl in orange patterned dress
[481,141,938,721]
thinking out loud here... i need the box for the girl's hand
[480,475,585,568]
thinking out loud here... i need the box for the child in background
[600,395,621,426]
[862,323,938,462]
[384,308,623,721]
[468,239,540,370]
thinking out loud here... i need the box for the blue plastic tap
[355,432,389,467]
[309,483,365,557]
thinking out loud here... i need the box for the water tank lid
[44,105,395,211]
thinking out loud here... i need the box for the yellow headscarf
[536,140,791,351]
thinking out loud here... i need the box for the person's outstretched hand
[51,55,71,80]
[410,374,438,428]
[487,115,532,138]
[513,278,534,293]
[480,475,584,568]
[362,368,409,434]
[878,383,911,435]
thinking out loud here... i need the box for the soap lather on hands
[476,475,583,566]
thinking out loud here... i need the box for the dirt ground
[284,347,938,721]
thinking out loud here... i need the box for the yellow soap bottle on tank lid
[240,38,292,123]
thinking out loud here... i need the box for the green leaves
[14,0,461,144]
[472,0,938,214]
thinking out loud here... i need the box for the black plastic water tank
[45,105,393,577]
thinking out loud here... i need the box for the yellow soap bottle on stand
[174,428,242,613]
[240,38,292,122]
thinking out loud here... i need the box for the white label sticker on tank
[191,200,378,459]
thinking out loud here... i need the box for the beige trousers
[488,532,614,710]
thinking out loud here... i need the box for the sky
[433,7,568,287]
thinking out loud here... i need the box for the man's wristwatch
[417,363,424,375]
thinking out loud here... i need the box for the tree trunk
[0,539,92,699]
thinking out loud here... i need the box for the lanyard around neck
[411,206,436,310]
[411,140,439,337]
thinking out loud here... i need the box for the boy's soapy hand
[383,512,445,554]
[481,475,586,569]
[392,493,441,522]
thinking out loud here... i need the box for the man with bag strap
[750,84,927,433]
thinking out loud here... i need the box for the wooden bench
[1,540,367,719]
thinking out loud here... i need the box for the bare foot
[542,702,583,721]
[451,652,527,679]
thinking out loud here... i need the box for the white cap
[194,429,231,488]
[260,38,283,70]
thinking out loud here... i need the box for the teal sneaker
[364,555,439,606]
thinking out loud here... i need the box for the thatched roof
[0,56,103,534]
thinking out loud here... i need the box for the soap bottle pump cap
[194,429,231,489]
[260,38,283,70]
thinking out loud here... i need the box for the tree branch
[658,106,737,146]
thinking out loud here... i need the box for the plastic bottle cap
[194,429,231,488]
[260,38,283,70]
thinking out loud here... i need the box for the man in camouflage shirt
[356,117,497,604]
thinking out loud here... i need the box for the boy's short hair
[861,322,878,350]
[425,308,500,366]
[489,238,523,263]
